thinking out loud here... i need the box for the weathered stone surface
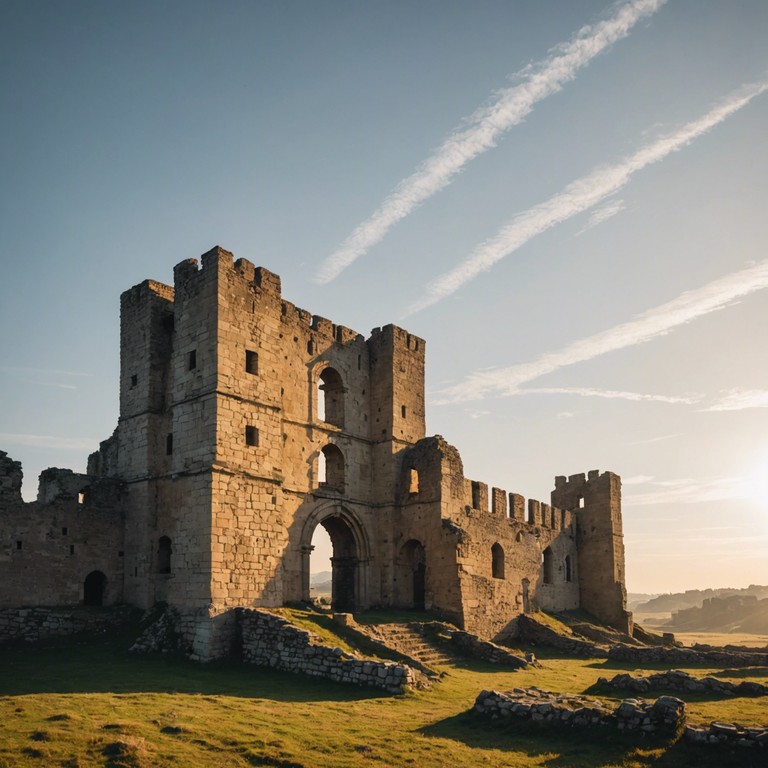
[608,643,768,668]
[601,669,768,697]
[474,687,685,736]
[0,248,632,657]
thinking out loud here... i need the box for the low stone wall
[608,643,768,668]
[474,687,685,736]
[601,669,768,697]
[685,721,768,749]
[0,605,137,643]
[425,623,528,667]
[238,609,418,694]
[515,614,607,658]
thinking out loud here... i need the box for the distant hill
[635,585,768,614]
[627,593,659,610]
[670,594,768,634]
[310,570,332,594]
[310,571,332,586]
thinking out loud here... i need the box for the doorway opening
[395,539,426,610]
[84,570,106,606]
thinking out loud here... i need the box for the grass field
[1,620,767,768]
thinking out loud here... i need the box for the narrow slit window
[62,527,68,536]
[78,491,86,505]
[245,350,258,375]
[69,544,75,555]
[188,349,197,370]
[401,405,407,418]
[130,374,138,388]
[245,425,259,447]
[166,433,173,455]
[16,540,22,551]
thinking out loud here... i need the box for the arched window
[158,536,172,574]
[542,546,554,584]
[515,531,524,543]
[318,367,344,428]
[565,554,572,583]
[491,543,505,579]
[319,444,345,492]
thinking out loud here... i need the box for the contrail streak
[435,258,768,404]
[315,0,667,284]
[406,79,768,316]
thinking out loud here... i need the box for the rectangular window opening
[188,349,197,370]
[62,527,68,536]
[130,374,138,388]
[245,349,258,375]
[245,425,259,447]
[166,433,173,455]
[77,491,86,505]
[16,540,22,551]
[69,544,75,555]
[401,405,407,418]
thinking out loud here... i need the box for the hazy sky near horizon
[1,0,767,594]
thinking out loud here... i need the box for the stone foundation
[608,643,768,667]
[0,605,137,643]
[238,609,419,694]
[474,687,685,735]
[601,669,768,697]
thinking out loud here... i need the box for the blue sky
[1,0,767,592]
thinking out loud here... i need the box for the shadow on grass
[419,711,765,768]
[712,666,768,679]
[0,635,384,703]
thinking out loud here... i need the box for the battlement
[465,477,571,533]
[369,324,425,354]
[552,469,620,511]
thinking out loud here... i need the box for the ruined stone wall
[396,436,580,639]
[0,455,124,608]
[552,471,632,633]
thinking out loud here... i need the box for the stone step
[367,623,457,667]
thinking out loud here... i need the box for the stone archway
[84,570,106,606]
[301,505,370,613]
[394,539,426,610]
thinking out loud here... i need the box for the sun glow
[738,453,768,506]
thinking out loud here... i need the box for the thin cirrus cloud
[522,386,699,404]
[705,388,768,411]
[435,258,768,404]
[624,476,753,506]
[405,79,768,317]
[576,198,626,235]
[314,0,667,284]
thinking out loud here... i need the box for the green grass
[1,623,767,768]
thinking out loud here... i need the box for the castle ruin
[0,246,632,658]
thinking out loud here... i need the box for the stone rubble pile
[601,669,768,697]
[608,643,768,667]
[474,687,685,735]
[422,622,529,667]
[238,609,419,694]
[514,614,607,657]
[685,721,768,749]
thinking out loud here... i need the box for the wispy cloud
[576,198,626,235]
[622,474,655,485]
[0,366,92,377]
[626,433,679,446]
[705,388,768,411]
[27,381,78,391]
[405,80,768,316]
[315,0,667,284]
[624,475,762,506]
[0,433,97,451]
[435,258,768,403]
[522,386,699,404]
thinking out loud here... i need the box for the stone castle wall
[0,246,631,652]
